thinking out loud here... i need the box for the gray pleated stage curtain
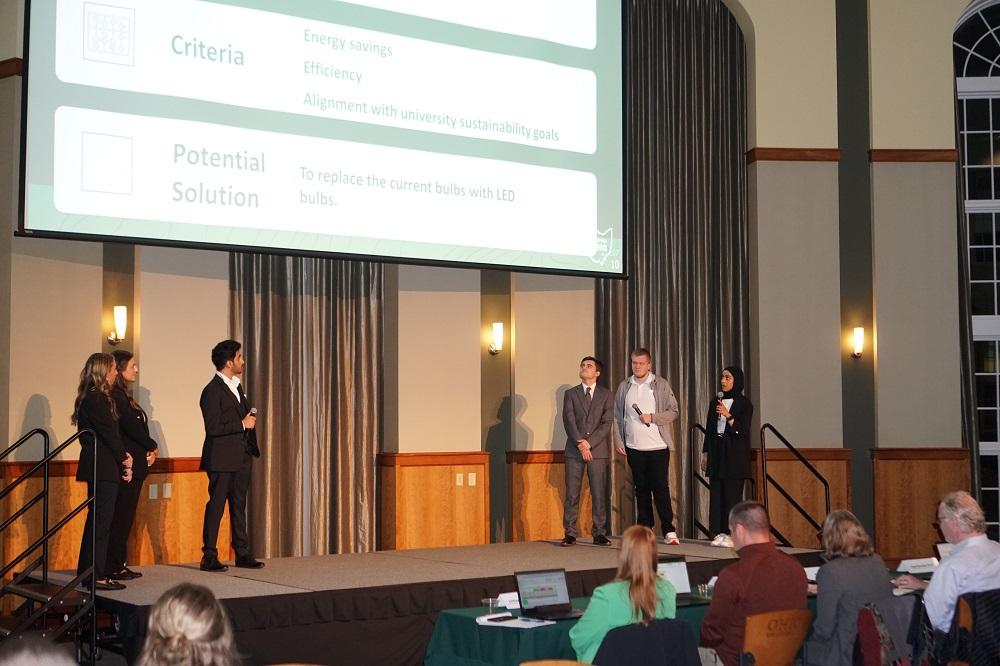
[230,254,381,556]
[597,0,749,538]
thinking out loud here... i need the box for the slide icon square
[83,2,135,66]
[80,132,133,195]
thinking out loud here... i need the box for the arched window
[956,0,1000,540]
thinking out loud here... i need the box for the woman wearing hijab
[107,349,159,581]
[701,366,753,547]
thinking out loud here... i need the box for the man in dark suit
[199,339,263,571]
[561,356,614,546]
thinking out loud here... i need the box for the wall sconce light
[108,305,127,345]
[488,322,504,355]
[851,326,864,358]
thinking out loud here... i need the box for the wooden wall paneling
[377,453,489,550]
[873,448,970,562]
[2,459,230,570]
[507,451,593,542]
[752,449,852,549]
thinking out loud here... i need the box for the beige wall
[392,265,481,453]
[723,0,839,149]
[0,0,22,60]
[136,246,229,458]
[750,161,843,447]
[869,0,967,150]
[872,164,963,447]
[511,273,594,451]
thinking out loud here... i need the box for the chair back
[592,618,699,666]
[856,606,886,666]
[946,588,1000,666]
[739,608,812,666]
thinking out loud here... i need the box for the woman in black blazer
[107,350,159,581]
[73,352,133,590]
[700,366,753,544]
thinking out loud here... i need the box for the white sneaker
[711,533,734,548]
[663,532,680,545]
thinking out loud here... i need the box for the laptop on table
[514,568,584,620]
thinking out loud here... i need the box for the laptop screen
[515,569,571,610]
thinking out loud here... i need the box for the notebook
[514,568,584,620]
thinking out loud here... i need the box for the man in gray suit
[562,356,614,546]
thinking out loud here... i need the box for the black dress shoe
[560,535,576,547]
[94,578,126,591]
[235,557,264,569]
[200,558,229,572]
[593,535,612,546]
[109,567,142,580]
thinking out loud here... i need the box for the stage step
[4,582,88,606]
[0,614,50,639]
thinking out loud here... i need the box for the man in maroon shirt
[699,501,808,665]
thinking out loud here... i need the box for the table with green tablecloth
[424,594,716,666]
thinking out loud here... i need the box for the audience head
[938,490,986,543]
[211,340,243,374]
[136,583,241,666]
[0,638,76,665]
[821,509,874,559]
[615,525,660,624]
[728,501,771,549]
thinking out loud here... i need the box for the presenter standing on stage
[107,350,159,580]
[701,366,753,547]
[74,352,133,590]
[199,340,263,572]
[561,356,614,547]
[614,348,680,544]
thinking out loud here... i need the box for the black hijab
[721,366,745,399]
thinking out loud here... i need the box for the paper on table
[893,587,917,597]
[497,591,520,609]
[897,557,938,575]
[804,566,820,582]
[476,612,514,625]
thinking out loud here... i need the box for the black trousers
[625,447,674,534]
[78,479,119,580]
[709,478,746,536]
[106,472,145,573]
[202,453,253,560]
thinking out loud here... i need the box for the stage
[91,539,822,665]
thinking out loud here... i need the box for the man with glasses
[893,490,1000,631]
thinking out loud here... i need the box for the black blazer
[199,375,260,472]
[75,389,127,483]
[111,386,158,481]
[702,394,753,479]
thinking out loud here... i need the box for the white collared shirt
[925,533,1000,631]
[216,371,242,403]
[624,373,667,450]
[582,382,597,398]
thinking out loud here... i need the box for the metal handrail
[0,429,96,663]
[687,424,711,539]
[759,423,831,546]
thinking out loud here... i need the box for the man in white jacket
[613,348,680,544]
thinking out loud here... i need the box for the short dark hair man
[699,501,808,665]
[199,340,263,571]
[561,356,614,546]
[613,348,680,544]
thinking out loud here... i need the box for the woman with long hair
[136,583,242,666]
[701,366,754,547]
[802,510,901,665]
[106,349,159,581]
[73,352,132,590]
[569,525,677,664]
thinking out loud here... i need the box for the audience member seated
[569,524,678,664]
[802,509,906,665]
[136,582,242,666]
[0,638,76,665]
[893,490,1000,632]
[698,501,807,666]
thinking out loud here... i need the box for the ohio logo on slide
[591,228,613,266]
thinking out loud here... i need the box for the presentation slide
[22,0,624,275]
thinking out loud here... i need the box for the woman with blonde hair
[569,525,677,664]
[803,510,899,665]
[73,352,132,591]
[136,583,241,666]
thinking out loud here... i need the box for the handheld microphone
[250,407,258,416]
[632,403,651,427]
[716,392,724,401]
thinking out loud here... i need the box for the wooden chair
[739,608,813,666]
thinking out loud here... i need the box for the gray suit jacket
[562,384,613,459]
